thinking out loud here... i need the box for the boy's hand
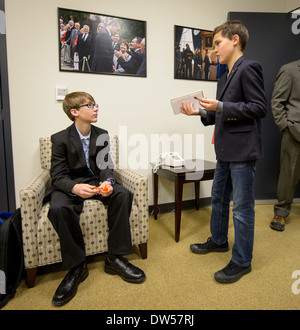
[199,98,218,110]
[71,183,97,199]
[98,181,113,197]
[180,100,199,116]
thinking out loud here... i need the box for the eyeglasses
[76,103,98,110]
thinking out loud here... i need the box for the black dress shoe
[104,255,146,284]
[52,262,88,306]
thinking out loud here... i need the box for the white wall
[5,0,290,207]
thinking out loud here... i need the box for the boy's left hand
[199,98,218,111]
[95,181,113,197]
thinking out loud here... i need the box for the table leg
[175,177,183,242]
[153,172,158,219]
[195,181,200,210]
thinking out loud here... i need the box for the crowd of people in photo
[175,42,226,80]
[59,18,146,76]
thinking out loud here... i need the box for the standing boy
[47,91,145,306]
[181,21,267,283]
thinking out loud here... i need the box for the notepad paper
[170,90,204,115]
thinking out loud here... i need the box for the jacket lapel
[218,56,244,100]
[69,123,87,169]
[89,126,98,174]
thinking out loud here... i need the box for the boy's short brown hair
[63,91,95,121]
[213,20,249,52]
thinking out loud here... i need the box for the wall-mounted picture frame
[174,25,227,81]
[58,7,146,77]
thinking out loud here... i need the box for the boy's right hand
[71,183,97,199]
[180,100,199,116]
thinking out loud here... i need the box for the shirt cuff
[198,108,207,118]
[216,101,223,111]
[105,177,116,185]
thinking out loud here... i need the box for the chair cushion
[35,199,140,267]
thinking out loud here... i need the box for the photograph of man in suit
[270,59,300,231]
[114,36,143,74]
[136,38,146,76]
[180,20,267,283]
[70,22,81,65]
[91,20,120,73]
[75,25,92,72]
[183,43,194,79]
[47,91,146,306]
[59,8,146,77]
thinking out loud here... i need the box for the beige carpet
[3,203,300,310]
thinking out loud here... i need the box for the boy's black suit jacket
[202,56,267,162]
[48,123,114,197]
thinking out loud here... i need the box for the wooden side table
[152,159,216,242]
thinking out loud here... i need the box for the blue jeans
[210,160,256,267]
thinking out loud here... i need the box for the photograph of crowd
[59,8,146,77]
[174,25,227,81]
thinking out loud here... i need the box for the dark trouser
[48,183,133,270]
[210,160,256,267]
[274,129,300,218]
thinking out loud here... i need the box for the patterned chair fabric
[20,136,148,287]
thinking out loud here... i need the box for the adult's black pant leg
[48,191,85,270]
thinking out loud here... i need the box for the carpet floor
[2,203,300,310]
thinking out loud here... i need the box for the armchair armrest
[20,169,51,268]
[113,168,148,209]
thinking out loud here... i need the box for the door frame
[0,0,16,212]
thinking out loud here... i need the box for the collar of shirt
[75,125,91,141]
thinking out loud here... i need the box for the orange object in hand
[100,181,112,192]
[94,181,112,194]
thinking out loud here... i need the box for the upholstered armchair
[20,136,148,288]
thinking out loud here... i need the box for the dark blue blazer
[202,56,267,162]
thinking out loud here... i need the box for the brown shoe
[270,214,286,231]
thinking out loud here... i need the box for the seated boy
[47,91,146,306]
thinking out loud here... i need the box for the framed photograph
[58,7,146,77]
[174,25,227,81]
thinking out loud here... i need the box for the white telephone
[152,152,185,173]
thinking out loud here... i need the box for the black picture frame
[58,7,146,77]
[174,24,226,81]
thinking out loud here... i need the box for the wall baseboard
[148,197,212,215]
[148,198,300,215]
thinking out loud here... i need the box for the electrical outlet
[56,86,67,100]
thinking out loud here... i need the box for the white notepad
[170,90,204,115]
